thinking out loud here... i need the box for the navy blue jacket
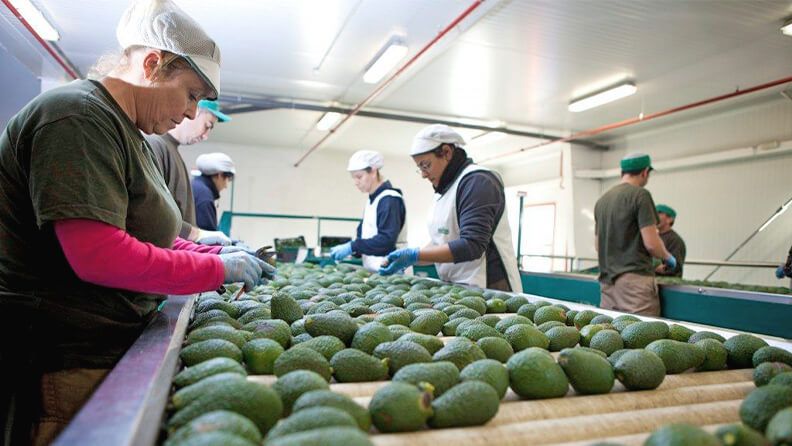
[192,175,219,231]
[351,181,406,256]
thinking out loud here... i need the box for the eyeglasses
[415,160,432,174]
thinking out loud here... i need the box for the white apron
[361,189,408,272]
[428,164,522,292]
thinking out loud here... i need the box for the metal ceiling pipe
[2,0,79,79]
[479,74,792,164]
[292,0,485,167]
[218,94,609,150]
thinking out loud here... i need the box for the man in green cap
[655,204,686,277]
[145,99,233,245]
[594,152,677,316]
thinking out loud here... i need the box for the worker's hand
[329,242,353,262]
[655,264,667,274]
[197,229,233,246]
[219,245,256,255]
[663,255,677,271]
[378,247,420,276]
[776,265,786,279]
[220,251,268,290]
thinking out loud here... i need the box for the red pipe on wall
[479,74,792,164]
[293,0,485,167]
[2,0,79,79]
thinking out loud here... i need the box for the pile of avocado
[164,263,792,445]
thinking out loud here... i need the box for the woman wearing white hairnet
[192,152,236,231]
[0,1,271,443]
[329,150,408,272]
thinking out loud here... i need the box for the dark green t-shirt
[145,133,197,238]
[594,183,659,284]
[0,79,182,369]
[658,229,686,277]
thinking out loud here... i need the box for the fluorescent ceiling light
[316,112,342,131]
[363,42,408,84]
[568,82,637,113]
[782,21,792,37]
[9,0,60,41]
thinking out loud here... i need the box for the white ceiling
[11,0,792,163]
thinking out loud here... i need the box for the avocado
[166,410,262,445]
[186,325,247,349]
[766,407,792,446]
[375,308,411,327]
[724,334,769,369]
[495,315,534,334]
[611,318,639,333]
[292,389,371,431]
[754,362,792,387]
[613,349,666,390]
[579,323,612,346]
[242,319,292,349]
[769,372,792,387]
[172,373,247,410]
[505,295,529,313]
[644,423,720,446]
[410,310,447,335]
[457,296,487,315]
[173,357,247,388]
[546,326,581,351]
[668,324,695,342]
[291,335,346,361]
[388,324,413,340]
[195,299,240,318]
[273,369,330,414]
[237,306,272,325]
[474,314,503,328]
[350,322,393,354]
[589,330,624,356]
[373,340,432,375]
[621,321,669,349]
[714,423,770,446]
[688,331,726,344]
[290,319,307,336]
[450,308,482,320]
[589,314,613,325]
[738,384,792,431]
[331,349,389,382]
[507,348,569,399]
[369,382,433,433]
[292,333,312,344]
[392,361,460,397]
[533,306,567,325]
[265,406,358,440]
[164,431,256,446]
[273,346,332,381]
[304,312,359,345]
[460,359,510,399]
[398,333,445,355]
[189,309,242,331]
[265,426,373,446]
[477,337,515,363]
[486,298,507,313]
[695,339,728,371]
[168,379,283,435]
[516,303,541,321]
[567,346,608,359]
[271,293,304,324]
[504,324,550,351]
[429,381,500,428]
[457,321,506,342]
[180,339,243,367]
[442,318,470,336]
[646,339,705,374]
[565,310,579,326]
[753,346,792,368]
[432,337,487,371]
[241,338,284,375]
[573,310,600,329]
[537,321,566,333]
[558,348,614,395]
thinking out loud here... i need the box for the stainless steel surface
[520,253,778,269]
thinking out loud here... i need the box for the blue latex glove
[329,242,353,262]
[197,229,233,246]
[219,245,256,255]
[776,265,786,279]
[378,247,420,276]
[663,255,677,271]
[220,251,269,290]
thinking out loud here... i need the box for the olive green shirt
[0,79,182,369]
[594,183,659,285]
[658,229,686,277]
[145,133,197,238]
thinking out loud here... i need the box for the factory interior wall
[181,142,437,252]
[0,46,41,130]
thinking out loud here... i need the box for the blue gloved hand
[664,255,677,271]
[378,247,420,276]
[220,251,268,290]
[219,245,256,255]
[197,229,233,246]
[329,242,353,262]
[776,265,786,279]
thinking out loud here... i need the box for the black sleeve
[448,171,505,263]
[352,196,405,256]
[194,200,218,231]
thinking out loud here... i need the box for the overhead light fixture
[316,112,342,131]
[363,39,408,84]
[9,0,60,41]
[782,20,792,37]
[568,82,637,113]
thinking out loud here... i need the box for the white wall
[180,142,437,251]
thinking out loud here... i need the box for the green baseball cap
[198,100,231,122]
[656,204,676,218]
[620,152,653,172]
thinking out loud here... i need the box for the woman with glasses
[379,124,522,292]
[329,150,408,272]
